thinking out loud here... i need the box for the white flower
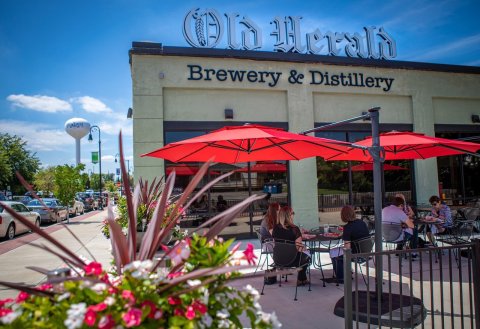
[104,297,115,306]
[65,303,87,329]
[218,319,231,328]
[187,279,201,287]
[92,283,108,292]
[216,310,229,319]
[57,292,71,301]
[244,284,260,302]
[258,311,282,328]
[0,311,21,324]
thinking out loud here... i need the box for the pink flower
[84,262,103,276]
[173,308,184,317]
[98,315,115,329]
[0,298,13,307]
[84,309,97,326]
[193,301,207,314]
[0,308,13,317]
[122,308,142,327]
[37,283,53,291]
[167,272,182,279]
[89,302,107,312]
[242,243,257,265]
[168,296,181,305]
[121,290,136,304]
[185,306,196,320]
[170,241,190,265]
[231,242,242,253]
[15,291,29,303]
[141,300,157,319]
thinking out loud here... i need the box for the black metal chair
[350,235,375,286]
[261,239,311,301]
[254,228,274,274]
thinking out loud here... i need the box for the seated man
[216,195,228,212]
[382,196,416,254]
[426,195,453,243]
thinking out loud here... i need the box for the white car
[69,199,85,217]
[0,201,41,240]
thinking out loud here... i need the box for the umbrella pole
[348,161,353,205]
[247,161,253,236]
[369,108,384,301]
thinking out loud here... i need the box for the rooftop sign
[183,8,397,60]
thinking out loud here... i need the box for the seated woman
[193,194,209,212]
[270,205,311,286]
[260,202,279,242]
[330,205,370,283]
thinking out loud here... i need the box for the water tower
[65,118,91,165]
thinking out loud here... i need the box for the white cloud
[6,94,72,113]
[410,34,480,62]
[0,120,73,151]
[98,112,133,136]
[73,96,113,114]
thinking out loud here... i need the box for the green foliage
[33,167,56,195]
[0,133,40,194]
[53,164,85,208]
[105,181,117,193]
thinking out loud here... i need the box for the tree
[105,181,117,193]
[0,133,40,194]
[54,164,85,210]
[34,167,56,195]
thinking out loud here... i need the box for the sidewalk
[0,210,112,299]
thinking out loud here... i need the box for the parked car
[76,193,97,211]
[0,201,41,240]
[12,195,32,205]
[69,199,85,217]
[27,198,68,224]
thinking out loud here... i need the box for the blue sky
[1,0,479,177]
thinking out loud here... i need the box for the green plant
[0,133,279,328]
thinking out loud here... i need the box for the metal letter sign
[91,151,99,164]
[182,9,397,60]
[183,8,224,48]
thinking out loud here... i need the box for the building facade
[129,42,480,228]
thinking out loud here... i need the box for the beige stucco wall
[131,52,480,228]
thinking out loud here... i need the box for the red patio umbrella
[143,124,351,235]
[142,124,351,163]
[340,163,406,172]
[326,131,480,161]
[166,164,220,176]
[236,161,287,173]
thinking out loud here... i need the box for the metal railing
[343,239,480,328]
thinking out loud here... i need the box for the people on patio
[260,202,280,242]
[425,195,453,243]
[382,196,417,254]
[216,195,228,212]
[395,193,415,219]
[193,194,209,212]
[329,205,370,283]
[270,205,310,286]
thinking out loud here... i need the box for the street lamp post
[114,153,122,195]
[88,125,102,210]
[115,155,131,195]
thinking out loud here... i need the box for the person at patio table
[394,193,423,249]
[425,195,453,243]
[382,196,417,254]
[193,194,209,212]
[260,202,279,242]
[270,205,310,286]
[329,205,370,283]
[216,195,228,212]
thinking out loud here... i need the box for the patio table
[303,228,343,285]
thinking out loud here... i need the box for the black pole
[348,161,353,205]
[90,125,102,210]
[248,161,253,236]
[369,108,383,299]
[459,155,466,205]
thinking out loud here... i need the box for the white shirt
[382,205,412,236]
